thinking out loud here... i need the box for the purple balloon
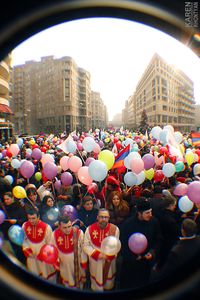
[2,149,7,157]
[54,179,61,193]
[61,172,73,186]
[72,134,79,141]
[20,160,35,179]
[98,141,104,148]
[61,205,77,221]
[32,148,42,160]
[128,233,148,254]
[85,157,95,166]
[0,210,5,225]
[142,154,155,170]
[43,162,58,180]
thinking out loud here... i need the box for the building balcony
[0,61,9,80]
[0,78,9,95]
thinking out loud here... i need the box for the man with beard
[83,208,120,291]
[120,198,163,289]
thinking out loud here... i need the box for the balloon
[130,158,144,174]
[68,156,82,173]
[6,149,12,158]
[38,244,58,265]
[128,233,148,255]
[54,179,61,193]
[66,140,77,153]
[151,126,162,140]
[20,161,35,179]
[31,148,42,160]
[124,172,137,187]
[43,162,58,180]
[85,157,95,166]
[60,156,69,171]
[4,175,13,185]
[154,170,164,183]
[144,168,154,180]
[77,142,83,151]
[178,196,194,213]
[194,153,199,163]
[8,225,25,246]
[35,172,42,181]
[41,153,54,167]
[142,154,155,170]
[159,129,169,145]
[82,137,96,152]
[17,138,24,147]
[87,182,98,194]
[175,161,185,173]
[93,143,101,154]
[173,183,188,196]
[187,181,200,204]
[9,144,20,156]
[193,163,200,176]
[124,138,134,147]
[13,186,27,199]
[98,150,115,170]
[174,131,183,144]
[78,166,93,186]
[135,171,146,185]
[88,160,107,182]
[61,171,73,186]
[101,236,121,256]
[46,208,59,222]
[185,152,194,166]
[162,163,176,178]
[11,158,21,169]
[0,210,5,224]
[61,205,77,221]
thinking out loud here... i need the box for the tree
[139,109,149,134]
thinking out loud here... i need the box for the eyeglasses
[98,216,109,219]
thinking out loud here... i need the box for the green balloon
[175,161,184,173]
[35,172,42,181]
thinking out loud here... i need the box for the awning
[0,104,14,115]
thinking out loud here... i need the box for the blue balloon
[124,172,138,187]
[159,129,169,145]
[17,138,24,147]
[66,140,77,153]
[88,160,108,182]
[8,225,25,246]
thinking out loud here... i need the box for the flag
[112,144,130,169]
[111,143,118,155]
[57,134,73,154]
[191,132,200,147]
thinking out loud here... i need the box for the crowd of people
[0,125,200,292]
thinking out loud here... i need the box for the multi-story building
[91,91,108,129]
[125,53,195,132]
[195,104,200,131]
[0,54,14,141]
[12,56,97,134]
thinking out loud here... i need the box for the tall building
[124,53,195,132]
[12,56,93,134]
[0,54,14,141]
[91,91,108,129]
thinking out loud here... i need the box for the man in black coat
[151,218,200,282]
[120,197,163,289]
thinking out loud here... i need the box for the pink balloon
[0,210,5,224]
[43,162,57,180]
[131,158,144,174]
[31,148,42,161]
[41,154,54,167]
[85,157,95,166]
[78,166,93,186]
[9,144,20,156]
[20,161,35,179]
[68,156,82,173]
[61,172,73,186]
[54,179,61,192]
[60,156,69,171]
[77,142,83,151]
[173,183,188,196]
[93,143,101,154]
[142,154,155,170]
[128,233,148,254]
[187,181,200,204]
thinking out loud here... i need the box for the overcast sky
[12,17,200,121]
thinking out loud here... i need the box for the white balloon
[178,196,194,213]
[135,171,146,185]
[124,172,137,186]
[174,131,183,144]
[101,236,121,256]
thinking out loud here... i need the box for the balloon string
[77,149,85,164]
[25,197,38,211]
[75,175,83,206]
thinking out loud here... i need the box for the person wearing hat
[120,197,163,289]
[99,175,122,208]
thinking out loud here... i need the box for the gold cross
[58,236,63,245]
[38,228,43,236]
[92,230,98,239]
[27,226,32,235]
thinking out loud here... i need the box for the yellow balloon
[30,139,35,145]
[98,150,115,170]
[185,152,194,166]
[145,168,154,180]
[13,186,27,199]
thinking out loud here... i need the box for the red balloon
[159,147,168,155]
[116,141,122,150]
[41,147,47,153]
[87,182,98,194]
[32,144,39,149]
[38,244,58,264]
[6,149,12,158]
[113,137,118,143]
[154,170,164,183]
